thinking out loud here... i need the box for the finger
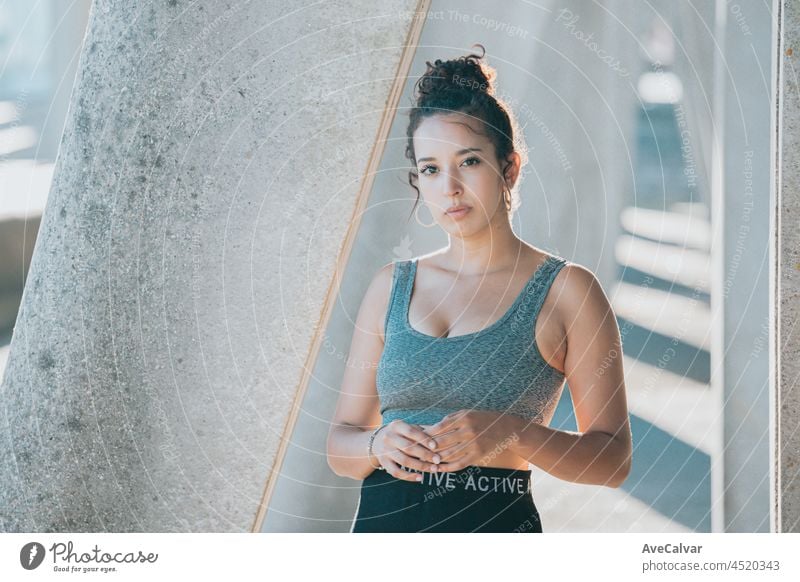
[389,435,442,465]
[425,413,462,437]
[398,421,439,450]
[435,450,472,472]
[435,441,470,463]
[421,422,454,439]
[437,460,469,472]
[386,455,427,481]
[381,458,421,481]
[402,441,443,465]
[422,427,464,454]
[416,426,449,460]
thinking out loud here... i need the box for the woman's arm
[507,264,632,488]
[326,262,393,481]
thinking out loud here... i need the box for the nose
[444,166,463,199]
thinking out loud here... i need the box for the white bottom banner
[1,533,798,581]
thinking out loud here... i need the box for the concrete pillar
[775,0,800,533]
[0,0,425,532]
[711,0,774,533]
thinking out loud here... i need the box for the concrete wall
[0,0,423,532]
[776,0,800,533]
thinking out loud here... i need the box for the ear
[503,151,521,189]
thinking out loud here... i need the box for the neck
[443,212,524,275]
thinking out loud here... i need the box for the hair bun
[416,43,496,102]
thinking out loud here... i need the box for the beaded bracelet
[367,424,388,470]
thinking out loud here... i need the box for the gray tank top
[376,254,569,427]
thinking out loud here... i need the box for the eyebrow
[416,147,483,163]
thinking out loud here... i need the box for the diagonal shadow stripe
[550,389,711,532]
[618,317,710,384]
[618,264,711,304]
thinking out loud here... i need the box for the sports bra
[375,254,569,427]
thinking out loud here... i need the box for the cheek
[469,168,501,192]
[469,177,502,209]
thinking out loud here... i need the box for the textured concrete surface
[0,0,420,532]
[778,0,800,533]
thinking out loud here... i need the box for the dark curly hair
[405,43,529,220]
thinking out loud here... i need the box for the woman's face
[412,112,516,236]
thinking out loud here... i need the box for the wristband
[367,424,388,470]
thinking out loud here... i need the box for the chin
[446,221,482,237]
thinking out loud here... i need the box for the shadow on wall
[0,216,39,338]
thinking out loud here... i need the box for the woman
[326,45,632,533]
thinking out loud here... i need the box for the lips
[445,205,471,214]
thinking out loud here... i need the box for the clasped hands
[371,409,519,481]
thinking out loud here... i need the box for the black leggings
[351,464,543,533]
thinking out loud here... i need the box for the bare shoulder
[550,260,615,325]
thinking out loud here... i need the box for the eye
[462,156,480,167]
[418,157,479,176]
[419,164,438,176]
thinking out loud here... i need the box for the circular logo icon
[20,542,46,570]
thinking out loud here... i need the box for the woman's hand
[371,420,443,481]
[419,410,520,472]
